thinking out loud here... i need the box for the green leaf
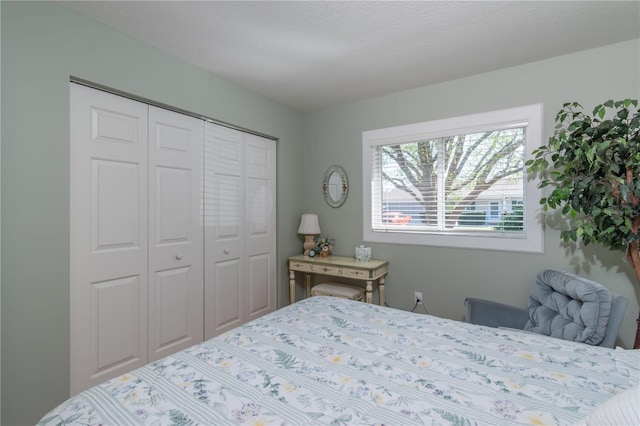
[433,408,473,426]
[584,224,594,236]
[307,412,325,419]
[274,350,298,369]
[169,409,195,426]
[558,112,568,123]
[567,120,585,131]
[617,109,629,120]
[338,414,353,423]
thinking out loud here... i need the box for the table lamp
[298,211,321,256]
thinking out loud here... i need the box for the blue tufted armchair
[465,269,629,348]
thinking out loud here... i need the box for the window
[490,202,500,219]
[362,104,543,253]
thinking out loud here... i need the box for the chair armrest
[600,294,629,348]
[465,297,529,330]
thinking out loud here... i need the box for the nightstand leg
[306,273,312,298]
[379,277,385,306]
[289,270,296,305]
[365,281,373,303]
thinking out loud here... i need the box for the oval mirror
[323,165,348,208]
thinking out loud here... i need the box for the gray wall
[0,2,3,422]
[301,38,640,350]
[1,2,303,424]
[2,1,639,425]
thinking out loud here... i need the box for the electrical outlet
[414,291,423,303]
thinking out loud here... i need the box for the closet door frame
[70,81,278,393]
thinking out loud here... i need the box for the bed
[39,296,639,425]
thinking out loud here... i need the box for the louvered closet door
[204,124,245,338]
[148,106,203,361]
[203,124,277,339]
[70,84,149,395]
[245,134,277,322]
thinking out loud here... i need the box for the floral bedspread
[39,296,639,425]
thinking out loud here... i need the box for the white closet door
[148,106,203,361]
[70,84,149,395]
[245,134,277,321]
[204,124,245,338]
[204,124,277,339]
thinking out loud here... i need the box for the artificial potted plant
[526,99,640,349]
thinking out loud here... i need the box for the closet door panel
[247,253,271,315]
[153,267,193,353]
[156,167,190,240]
[70,84,149,395]
[92,160,140,249]
[92,276,142,373]
[208,259,242,336]
[245,135,277,321]
[88,159,144,282]
[148,106,203,361]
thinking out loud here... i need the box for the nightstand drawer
[289,261,312,272]
[343,268,369,279]
[311,265,340,275]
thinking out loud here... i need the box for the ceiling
[59,1,640,112]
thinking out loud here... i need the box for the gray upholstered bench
[311,282,365,301]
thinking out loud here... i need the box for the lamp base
[303,235,316,256]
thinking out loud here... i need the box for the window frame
[362,103,544,253]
